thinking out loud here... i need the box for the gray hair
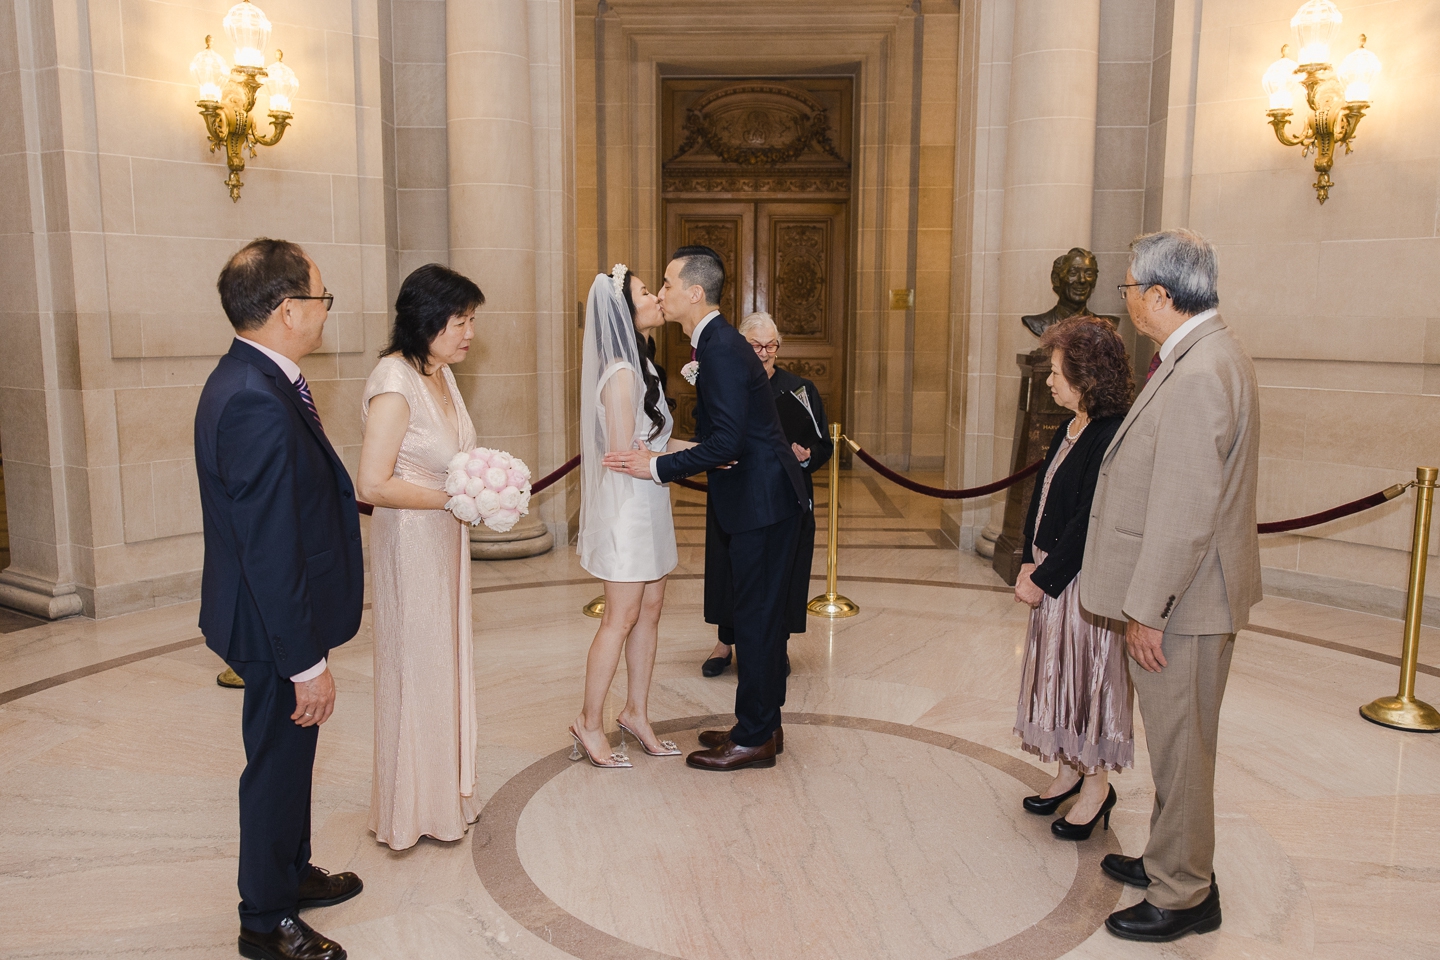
[737,311,781,344]
[1128,229,1219,315]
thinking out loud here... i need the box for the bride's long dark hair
[619,270,667,441]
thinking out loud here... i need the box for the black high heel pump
[1051,784,1117,840]
[1022,778,1082,815]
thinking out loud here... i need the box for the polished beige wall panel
[1166,0,1440,618]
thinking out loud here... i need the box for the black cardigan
[1020,414,1123,598]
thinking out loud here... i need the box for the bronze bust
[1021,247,1118,337]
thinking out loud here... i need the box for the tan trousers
[1128,630,1234,910]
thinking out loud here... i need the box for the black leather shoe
[698,727,783,753]
[238,915,346,960]
[296,865,363,909]
[1105,882,1222,942]
[1022,778,1082,815]
[1051,784,1117,840]
[686,737,777,770]
[1101,854,1150,887]
[701,651,732,677]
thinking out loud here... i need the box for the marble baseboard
[1262,566,1439,628]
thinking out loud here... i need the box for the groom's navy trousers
[195,340,364,931]
[657,315,807,747]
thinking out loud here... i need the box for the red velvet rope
[848,442,1043,499]
[530,454,581,495]
[1257,484,1408,534]
[847,437,1409,533]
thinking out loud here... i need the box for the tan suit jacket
[1081,314,1261,635]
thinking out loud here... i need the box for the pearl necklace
[1066,417,1087,441]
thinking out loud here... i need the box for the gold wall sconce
[189,0,298,202]
[1262,0,1381,204]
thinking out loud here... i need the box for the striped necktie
[1145,352,1162,382]
[294,373,324,431]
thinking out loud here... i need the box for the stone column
[976,0,1100,557]
[446,0,574,558]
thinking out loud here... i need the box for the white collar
[236,336,302,383]
[689,310,721,350]
[1158,308,1217,361]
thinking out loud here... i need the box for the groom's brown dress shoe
[698,726,783,753]
[686,736,777,770]
[1105,882,1221,942]
[296,865,363,909]
[238,915,346,960]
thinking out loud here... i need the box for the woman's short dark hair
[217,238,312,332]
[1038,315,1134,419]
[383,263,484,374]
[620,270,666,442]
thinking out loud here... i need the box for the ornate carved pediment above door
[662,79,852,198]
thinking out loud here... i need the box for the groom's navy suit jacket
[656,314,807,534]
[194,340,364,675]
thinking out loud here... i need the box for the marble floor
[1,473,1438,959]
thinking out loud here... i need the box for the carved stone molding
[663,173,850,196]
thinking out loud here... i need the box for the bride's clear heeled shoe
[568,725,631,768]
[616,719,681,757]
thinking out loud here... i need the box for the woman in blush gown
[569,266,697,767]
[357,263,483,849]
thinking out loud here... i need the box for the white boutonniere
[682,361,700,385]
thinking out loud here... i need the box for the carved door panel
[755,202,847,432]
[662,202,754,437]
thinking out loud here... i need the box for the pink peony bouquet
[443,447,532,533]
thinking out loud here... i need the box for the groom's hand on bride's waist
[603,449,658,478]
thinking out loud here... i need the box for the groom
[605,245,807,771]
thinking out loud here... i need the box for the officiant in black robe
[700,313,832,677]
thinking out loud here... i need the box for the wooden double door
[663,199,848,438]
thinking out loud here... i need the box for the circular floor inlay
[473,714,1122,960]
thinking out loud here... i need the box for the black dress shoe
[239,915,346,960]
[1106,882,1221,941]
[1022,778,1082,815]
[686,736,777,770]
[1101,853,1150,887]
[1051,784,1117,840]
[698,727,783,753]
[296,865,363,909]
[701,651,732,677]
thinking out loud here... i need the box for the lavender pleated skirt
[1014,558,1135,773]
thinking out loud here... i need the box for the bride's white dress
[578,357,677,582]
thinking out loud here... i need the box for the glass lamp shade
[223,0,272,68]
[1291,0,1343,66]
[1262,55,1301,109]
[262,55,298,113]
[189,42,229,102]
[1339,43,1381,103]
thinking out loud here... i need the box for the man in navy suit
[196,239,365,960]
[605,246,807,771]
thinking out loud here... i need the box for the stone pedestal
[470,514,554,560]
[991,350,1071,585]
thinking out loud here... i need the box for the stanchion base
[1360,696,1440,732]
[807,594,859,619]
[582,596,605,619]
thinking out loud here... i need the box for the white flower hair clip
[610,263,628,300]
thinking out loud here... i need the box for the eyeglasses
[288,291,334,311]
[1115,282,1147,298]
[749,340,780,355]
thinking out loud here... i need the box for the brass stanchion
[807,422,858,619]
[583,595,605,619]
[1361,465,1440,732]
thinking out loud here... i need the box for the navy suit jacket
[656,315,807,534]
[194,340,365,675]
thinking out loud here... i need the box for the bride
[571,265,694,767]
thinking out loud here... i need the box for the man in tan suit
[1081,229,1260,942]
